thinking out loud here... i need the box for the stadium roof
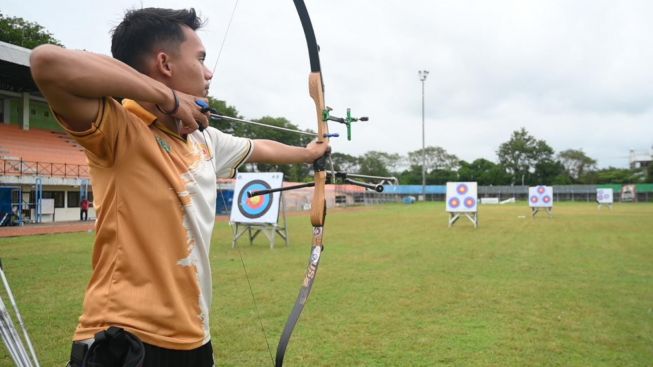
[0,41,39,92]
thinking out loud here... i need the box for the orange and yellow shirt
[57,98,252,350]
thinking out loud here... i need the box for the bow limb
[275,1,328,366]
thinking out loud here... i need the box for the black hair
[111,8,203,73]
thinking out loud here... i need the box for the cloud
[4,0,652,168]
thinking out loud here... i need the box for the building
[629,147,653,170]
[1,41,93,225]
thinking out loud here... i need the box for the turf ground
[1,202,652,366]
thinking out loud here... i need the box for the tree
[558,149,597,182]
[358,151,392,178]
[457,159,511,185]
[591,167,644,184]
[428,169,458,185]
[497,128,554,185]
[0,13,62,48]
[407,146,459,173]
[330,152,359,173]
[533,159,566,185]
[397,165,423,185]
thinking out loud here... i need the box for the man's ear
[154,51,173,78]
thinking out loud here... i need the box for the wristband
[156,88,180,115]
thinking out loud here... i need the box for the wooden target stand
[448,211,479,228]
[531,207,552,218]
[597,202,613,210]
[231,196,289,249]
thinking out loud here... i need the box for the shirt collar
[122,98,185,140]
[122,99,157,126]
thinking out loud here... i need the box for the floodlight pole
[419,70,429,200]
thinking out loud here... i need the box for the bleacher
[0,124,88,177]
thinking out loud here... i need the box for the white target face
[230,172,284,223]
[597,188,614,204]
[528,186,553,207]
[446,182,478,212]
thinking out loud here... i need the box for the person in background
[80,197,89,221]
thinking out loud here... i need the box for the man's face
[168,25,213,97]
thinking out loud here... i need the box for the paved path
[0,221,95,237]
[0,216,231,238]
[0,207,366,238]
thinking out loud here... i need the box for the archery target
[597,188,614,204]
[446,182,477,212]
[528,186,553,208]
[230,172,284,224]
[237,180,273,218]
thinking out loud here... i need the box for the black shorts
[69,339,214,367]
[142,341,214,367]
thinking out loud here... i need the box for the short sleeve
[200,127,253,178]
[52,97,131,166]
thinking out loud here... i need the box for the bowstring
[212,159,274,367]
[207,1,275,361]
[211,0,240,76]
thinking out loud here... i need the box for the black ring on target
[237,180,273,219]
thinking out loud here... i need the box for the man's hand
[305,139,330,162]
[155,89,210,135]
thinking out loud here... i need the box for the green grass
[1,202,652,366]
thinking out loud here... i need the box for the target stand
[231,199,288,249]
[530,207,552,218]
[230,173,288,249]
[445,182,479,229]
[529,186,553,219]
[448,211,479,228]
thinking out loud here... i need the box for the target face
[237,180,273,219]
[457,184,468,195]
[596,188,614,204]
[464,197,476,209]
[446,182,477,212]
[230,173,284,224]
[528,186,553,207]
[448,197,461,209]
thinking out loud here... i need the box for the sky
[4,0,652,168]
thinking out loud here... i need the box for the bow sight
[324,107,368,141]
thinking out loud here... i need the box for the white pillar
[2,98,11,124]
[21,92,30,129]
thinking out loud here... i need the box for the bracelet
[156,88,180,115]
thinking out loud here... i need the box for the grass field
[1,202,652,366]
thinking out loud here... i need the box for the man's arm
[29,45,202,132]
[248,139,328,164]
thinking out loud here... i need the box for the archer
[30,7,328,367]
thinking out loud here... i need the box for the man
[30,7,327,367]
[80,197,89,221]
